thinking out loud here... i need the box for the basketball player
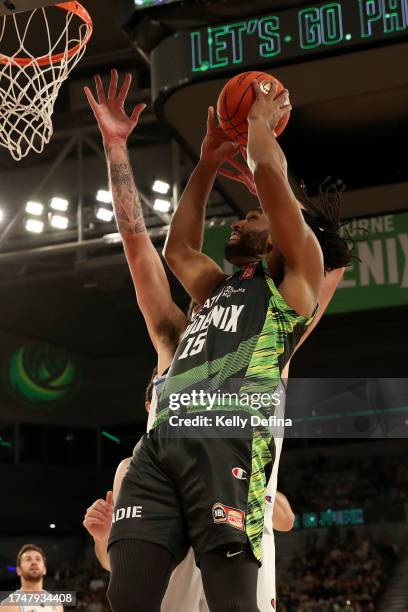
[84,264,341,612]
[85,70,345,611]
[100,75,352,611]
[84,69,204,610]
[0,545,63,612]
[83,377,295,568]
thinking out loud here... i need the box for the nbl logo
[212,502,245,531]
[213,503,227,522]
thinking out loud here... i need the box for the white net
[0,3,92,161]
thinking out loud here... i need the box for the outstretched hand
[201,106,240,167]
[84,69,146,147]
[218,151,257,196]
[201,109,256,194]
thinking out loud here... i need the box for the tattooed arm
[85,70,186,369]
[108,144,145,236]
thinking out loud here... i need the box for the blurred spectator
[279,454,408,514]
[277,530,398,611]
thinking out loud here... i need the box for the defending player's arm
[276,268,344,531]
[291,266,345,356]
[273,492,295,531]
[83,490,113,571]
[281,266,345,383]
[83,458,131,573]
[163,107,239,305]
[85,70,186,370]
[247,82,324,318]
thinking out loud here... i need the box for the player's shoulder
[116,457,131,475]
[0,599,19,611]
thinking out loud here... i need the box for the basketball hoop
[0,2,93,161]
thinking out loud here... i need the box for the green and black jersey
[155,259,315,425]
[112,260,316,564]
[150,259,315,562]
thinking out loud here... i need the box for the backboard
[0,0,60,16]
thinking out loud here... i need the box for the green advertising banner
[203,212,408,314]
[203,225,232,271]
[328,212,408,313]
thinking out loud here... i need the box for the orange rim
[0,1,93,66]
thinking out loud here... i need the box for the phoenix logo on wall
[6,343,81,407]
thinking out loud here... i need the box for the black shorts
[108,415,275,565]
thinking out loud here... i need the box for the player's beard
[224,229,271,264]
[21,568,43,583]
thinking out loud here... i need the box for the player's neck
[20,579,43,592]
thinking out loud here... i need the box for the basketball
[217,71,290,145]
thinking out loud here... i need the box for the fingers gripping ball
[217,71,290,145]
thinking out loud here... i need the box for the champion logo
[232,467,247,480]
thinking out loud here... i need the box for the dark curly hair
[296,177,356,272]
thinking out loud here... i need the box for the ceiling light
[50,197,69,212]
[103,232,121,245]
[51,215,69,230]
[26,219,44,233]
[97,189,113,204]
[153,180,170,195]
[0,209,3,224]
[25,201,43,216]
[96,207,114,222]
[154,198,171,213]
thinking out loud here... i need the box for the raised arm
[247,82,324,317]
[85,70,186,369]
[163,107,239,305]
